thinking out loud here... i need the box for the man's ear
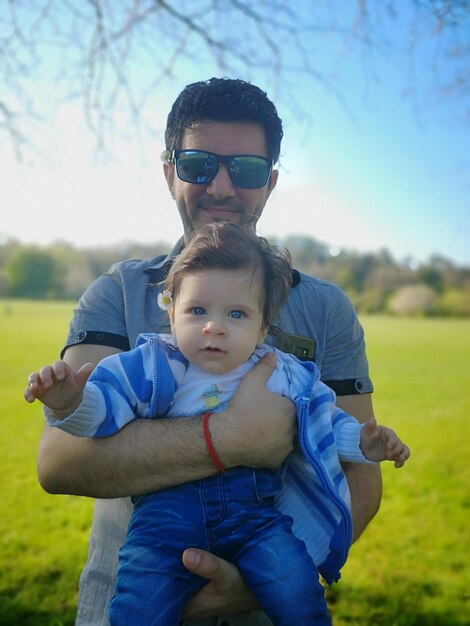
[266,168,279,199]
[253,168,279,224]
[163,163,176,200]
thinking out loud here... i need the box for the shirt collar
[146,237,185,271]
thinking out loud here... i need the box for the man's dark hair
[165,78,283,163]
[165,223,292,336]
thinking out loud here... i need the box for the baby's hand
[24,361,94,418]
[360,417,410,468]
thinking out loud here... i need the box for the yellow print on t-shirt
[202,384,222,409]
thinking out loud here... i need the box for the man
[37,78,381,625]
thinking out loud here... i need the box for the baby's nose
[202,319,227,335]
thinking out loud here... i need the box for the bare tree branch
[0,0,468,159]
[0,100,27,161]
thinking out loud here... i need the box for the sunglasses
[168,149,273,189]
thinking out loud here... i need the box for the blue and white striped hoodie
[46,334,372,585]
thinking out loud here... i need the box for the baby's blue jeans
[109,467,331,626]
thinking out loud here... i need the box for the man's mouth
[197,199,243,219]
[203,206,240,220]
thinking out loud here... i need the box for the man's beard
[179,202,260,237]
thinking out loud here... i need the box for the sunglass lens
[177,152,218,184]
[230,157,270,188]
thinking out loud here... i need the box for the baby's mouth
[202,346,226,354]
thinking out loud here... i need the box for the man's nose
[206,165,236,199]
[202,319,227,336]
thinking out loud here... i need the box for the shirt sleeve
[43,384,108,437]
[321,288,373,395]
[61,265,131,358]
[282,276,373,395]
[331,412,375,464]
[308,374,375,464]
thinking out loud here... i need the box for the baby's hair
[164,223,292,337]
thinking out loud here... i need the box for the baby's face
[169,267,266,375]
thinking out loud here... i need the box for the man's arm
[335,393,382,541]
[37,345,296,497]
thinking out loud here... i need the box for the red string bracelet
[202,411,226,474]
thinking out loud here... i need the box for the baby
[25,223,409,626]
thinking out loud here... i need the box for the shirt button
[77,331,87,341]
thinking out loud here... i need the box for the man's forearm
[335,392,381,540]
[37,416,217,498]
[37,353,295,498]
[343,461,382,542]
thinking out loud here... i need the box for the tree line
[1,236,469,317]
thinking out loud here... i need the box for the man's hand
[182,549,259,619]
[211,353,297,470]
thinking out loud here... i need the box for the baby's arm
[24,360,94,419]
[360,417,410,468]
[26,345,161,437]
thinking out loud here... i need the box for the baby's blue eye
[192,306,206,315]
[229,310,244,319]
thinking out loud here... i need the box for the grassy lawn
[330,316,470,625]
[0,300,468,624]
[0,300,92,625]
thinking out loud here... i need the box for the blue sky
[1,2,468,265]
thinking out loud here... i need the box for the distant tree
[364,264,411,295]
[282,235,329,270]
[337,253,378,293]
[62,263,96,300]
[0,237,20,269]
[388,284,438,316]
[437,288,470,317]
[417,266,445,293]
[5,249,63,298]
[351,288,388,314]
[0,270,8,298]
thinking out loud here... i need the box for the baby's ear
[168,304,175,330]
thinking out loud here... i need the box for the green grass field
[0,300,468,625]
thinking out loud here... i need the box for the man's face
[163,121,278,239]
